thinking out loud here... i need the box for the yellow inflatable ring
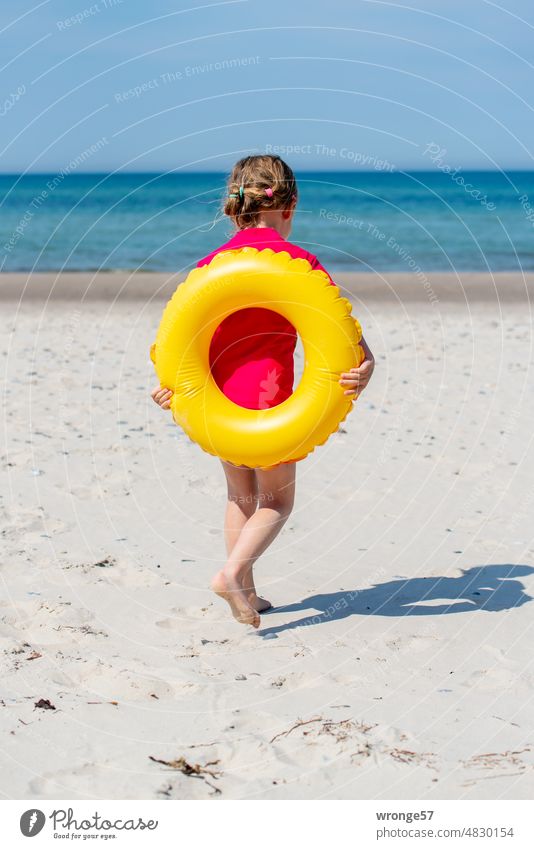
[150,247,364,469]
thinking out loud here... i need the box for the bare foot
[211,571,261,628]
[242,572,272,611]
[247,593,273,612]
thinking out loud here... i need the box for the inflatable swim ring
[150,247,364,469]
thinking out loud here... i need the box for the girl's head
[224,154,297,237]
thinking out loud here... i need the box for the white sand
[1,275,534,799]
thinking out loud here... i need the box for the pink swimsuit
[197,227,333,410]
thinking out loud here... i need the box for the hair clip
[264,187,273,198]
[228,185,245,201]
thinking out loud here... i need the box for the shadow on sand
[258,563,533,638]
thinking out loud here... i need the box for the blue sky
[1,0,533,172]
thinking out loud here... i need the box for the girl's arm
[339,333,375,398]
[309,255,375,397]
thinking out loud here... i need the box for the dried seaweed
[149,755,220,776]
[149,755,222,794]
[269,716,324,743]
[34,698,56,710]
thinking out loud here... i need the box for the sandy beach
[2,271,534,800]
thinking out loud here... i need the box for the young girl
[151,155,375,628]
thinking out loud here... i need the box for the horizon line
[1,167,534,177]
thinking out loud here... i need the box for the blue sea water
[1,171,533,273]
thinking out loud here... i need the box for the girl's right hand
[151,385,173,410]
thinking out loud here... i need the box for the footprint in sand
[76,662,175,701]
[64,556,162,588]
[2,509,69,541]
[155,607,186,630]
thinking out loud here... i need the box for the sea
[1,170,533,273]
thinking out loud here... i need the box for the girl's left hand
[339,356,375,397]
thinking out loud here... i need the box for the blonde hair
[223,154,297,229]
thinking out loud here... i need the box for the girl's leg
[212,462,296,627]
[220,460,257,553]
[212,461,259,626]
[219,461,272,612]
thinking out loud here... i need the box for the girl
[151,155,375,628]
